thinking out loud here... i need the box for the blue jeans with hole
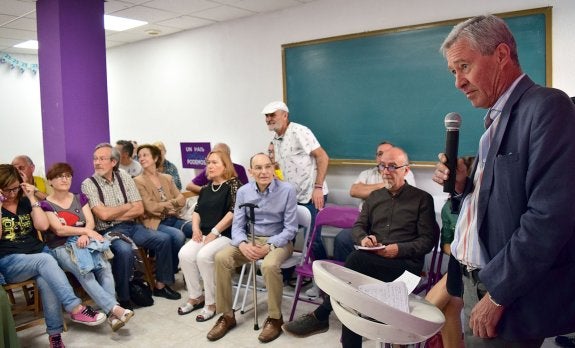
[0,249,81,335]
[51,246,117,314]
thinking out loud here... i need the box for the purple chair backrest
[314,205,360,230]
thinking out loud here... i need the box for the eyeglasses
[93,156,112,162]
[54,173,72,180]
[252,164,274,172]
[2,186,20,195]
[378,164,408,172]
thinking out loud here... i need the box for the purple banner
[180,142,211,169]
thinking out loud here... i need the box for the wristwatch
[268,243,276,251]
[210,227,220,237]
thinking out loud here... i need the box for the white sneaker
[305,285,319,298]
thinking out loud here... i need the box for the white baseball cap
[261,101,289,114]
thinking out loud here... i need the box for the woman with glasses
[40,162,134,332]
[177,150,242,322]
[0,164,106,348]
[134,144,191,275]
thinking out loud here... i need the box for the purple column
[36,0,109,192]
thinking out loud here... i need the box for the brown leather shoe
[207,314,236,341]
[258,316,284,343]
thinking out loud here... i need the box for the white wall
[0,54,43,172]
[1,0,575,201]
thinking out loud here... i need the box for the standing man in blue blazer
[433,15,575,347]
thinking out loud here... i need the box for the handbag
[129,278,154,307]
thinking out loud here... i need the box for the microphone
[443,112,462,194]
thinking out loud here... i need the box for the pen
[367,235,377,246]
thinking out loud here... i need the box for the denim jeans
[103,222,174,301]
[0,250,81,335]
[51,246,117,314]
[299,194,328,260]
[159,216,190,273]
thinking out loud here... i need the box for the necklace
[211,181,226,193]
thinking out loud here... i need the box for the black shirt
[0,197,44,258]
[352,183,437,261]
[194,177,242,238]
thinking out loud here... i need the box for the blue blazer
[463,75,575,340]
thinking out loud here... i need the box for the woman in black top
[177,150,242,321]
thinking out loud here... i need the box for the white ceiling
[0,0,316,54]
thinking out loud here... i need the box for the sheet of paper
[394,270,421,294]
[358,281,409,313]
[355,245,386,250]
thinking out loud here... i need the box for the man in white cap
[261,101,330,261]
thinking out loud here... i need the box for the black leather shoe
[153,285,181,300]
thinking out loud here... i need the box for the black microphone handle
[443,129,459,194]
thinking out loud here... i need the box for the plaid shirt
[81,170,142,232]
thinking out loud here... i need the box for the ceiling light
[14,40,38,50]
[104,15,147,31]
[145,29,161,36]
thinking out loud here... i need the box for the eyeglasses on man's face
[377,164,408,172]
[252,164,274,173]
[93,156,112,162]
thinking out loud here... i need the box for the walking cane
[239,202,259,330]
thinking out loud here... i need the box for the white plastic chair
[232,205,312,312]
[313,260,445,346]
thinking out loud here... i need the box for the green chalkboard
[283,8,550,162]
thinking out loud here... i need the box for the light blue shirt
[231,178,298,247]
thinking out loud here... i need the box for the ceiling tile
[144,0,219,14]
[193,5,254,22]
[235,0,302,13]
[209,0,244,5]
[111,5,179,23]
[1,0,35,16]
[2,16,36,31]
[104,0,136,14]
[157,15,215,30]
[0,27,35,41]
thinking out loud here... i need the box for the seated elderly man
[333,141,416,262]
[207,153,297,343]
[283,147,438,347]
[11,155,48,201]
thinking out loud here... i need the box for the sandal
[195,307,215,322]
[177,300,204,315]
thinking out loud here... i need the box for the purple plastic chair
[413,224,443,295]
[288,204,360,321]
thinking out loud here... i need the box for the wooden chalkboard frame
[282,7,551,166]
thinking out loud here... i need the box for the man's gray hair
[440,14,520,66]
[13,155,34,166]
[94,142,121,170]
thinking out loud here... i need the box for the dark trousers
[105,222,174,301]
[313,250,423,348]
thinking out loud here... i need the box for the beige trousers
[215,236,293,319]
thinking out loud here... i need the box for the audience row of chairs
[5,203,444,345]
